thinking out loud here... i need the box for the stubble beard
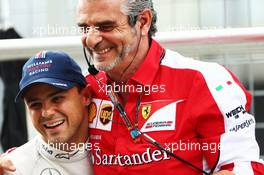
[94,44,133,72]
[94,28,139,72]
[96,55,122,72]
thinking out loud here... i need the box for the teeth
[97,48,110,54]
[44,120,64,128]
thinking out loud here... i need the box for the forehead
[77,0,127,24]
[23,84,62,100]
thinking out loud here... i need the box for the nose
[82,27,103,50]
[41,103,55,118]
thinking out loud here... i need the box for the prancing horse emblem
[40,168,61,175]
[142,104,151,119]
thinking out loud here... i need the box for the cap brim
[15,78,76,103]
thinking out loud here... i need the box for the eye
[51,95,65,103]
[97,25,116,32]
[28,102,42,110]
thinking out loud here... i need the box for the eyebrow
[77,22,88,28]
[77,20,116,27]
[25,89,65,104]
[96,20,116,26]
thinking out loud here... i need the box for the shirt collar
[36,136,89,162]
[130,39,164,86]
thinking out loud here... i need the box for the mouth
[95,47,111,55]
[43,119,65,129]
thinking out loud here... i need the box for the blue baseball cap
[15,50,87,102]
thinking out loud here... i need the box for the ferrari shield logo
[142,104,151,119]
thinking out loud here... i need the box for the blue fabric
[15,51,87,102]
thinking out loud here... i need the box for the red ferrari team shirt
[86,39,264,175]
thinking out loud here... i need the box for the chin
[97,65,113,72]
[95,63,114,72]
[48,136,66,144]
[97,56,122,72]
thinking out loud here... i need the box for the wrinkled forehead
[77,0,128,24]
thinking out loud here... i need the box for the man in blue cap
[1,51,93,175]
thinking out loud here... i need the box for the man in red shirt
[78,0,264,174]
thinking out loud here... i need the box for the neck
[107,37,150,82]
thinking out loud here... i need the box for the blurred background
[0,0,263,158]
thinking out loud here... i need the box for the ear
[137,9,152,36]
[81,35,87,47]
[80,84,92,106]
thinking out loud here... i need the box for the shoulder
[161,49,226,76]
[161,49,238,91]
[5,137,40,173]
[161,49,251,107]
[6,137,38,158]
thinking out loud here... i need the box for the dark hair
[121,0,157,38]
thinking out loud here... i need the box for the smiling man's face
[24,84,90,147]
[77,0,142,72]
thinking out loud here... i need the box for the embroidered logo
[88,102,97,123]
[100,104,113,125]
[40,168,61,175]
[89,99,114,131]
[142,104,151,119]
[55,150,79,160]
[215,80,233,91]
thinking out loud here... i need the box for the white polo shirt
[4,135,93,175]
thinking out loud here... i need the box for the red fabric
[86,39,263,175]
[220,163,234,171]
[251,162,264,175]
